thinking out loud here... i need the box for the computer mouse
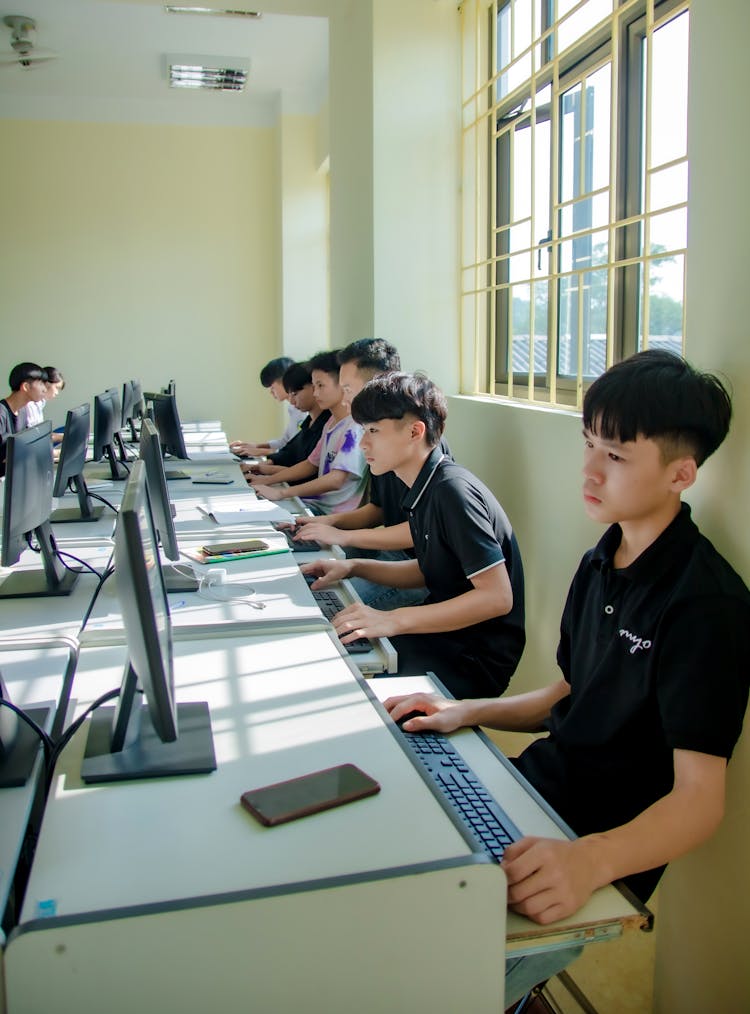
[394,710,426,731]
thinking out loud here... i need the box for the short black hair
[583,349,732,466]
[337,338,401,374]
[307,350,342,378]
[9,362,46,391]
[282,362,312,394]
[259,357,295,387]
[351,372,447,447]
[44,366,65,388]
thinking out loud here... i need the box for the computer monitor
[92,389,129,480]
[50,404,105,523]
[139,419,198,592]
[80,460,215,784]
[0,673,51,789]
[163,378,176,397]
[0,423,79,599]
[122,378,145,442]
[145,391,190,465]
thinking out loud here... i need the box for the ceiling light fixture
[164,6,262,17]
[166,54,250,91]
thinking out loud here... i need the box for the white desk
[0,638,79,943]
[4,632,508,1013]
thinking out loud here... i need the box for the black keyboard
[285,532,322,552]
[311,588,372,654]
[401,729,521,861]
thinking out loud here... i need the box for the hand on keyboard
[299,558,352,588]
[384,693,473,735]
[331,601,397,645]
[501,837,599,925]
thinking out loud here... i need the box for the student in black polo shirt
[295,338,440,610]
[301,371,526,698]
[384,350,750,1006]
[240,362,330,482]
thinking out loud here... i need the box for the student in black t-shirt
[300,372,525,698]
[0,362,48,477]
[383,350,750,1005]
[240,362,330,482]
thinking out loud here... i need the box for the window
[460,0,689,407]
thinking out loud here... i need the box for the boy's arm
[502,748,727,924]
[300,519,413,551]
[248,460,316,487]
[383,679,571,734]
[296,503,384,532]
[255,468,352,502]
[331,559,513,644]
[301,556,424,589]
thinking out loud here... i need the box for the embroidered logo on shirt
[619,628,652,654]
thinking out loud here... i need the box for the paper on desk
[196,502,295,525]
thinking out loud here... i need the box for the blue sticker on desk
[171,600,187,609]
[36,898,57,918]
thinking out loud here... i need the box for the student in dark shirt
[384,350,750,1005]
[294,338,452,610]
[241,362,330,482]
[0,362,47,477]
[301,372,525,698]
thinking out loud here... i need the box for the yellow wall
[0,119,281,441]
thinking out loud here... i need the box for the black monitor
[0,673,52,789]
[50,404,105,523]
[92,389,129,480]
[80,460,215,784]
[139,419,198,592]
[122,379,145,442]
[145,391,190,470]
[0,423,79,600]
[163,378,176,397]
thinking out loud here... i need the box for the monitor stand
[162,565,199,593]
[50,505,106,523]
[0,705,51,788]
[0,568,78,600]
[81,702,216,784]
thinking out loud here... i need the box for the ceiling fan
[1,14,57,69]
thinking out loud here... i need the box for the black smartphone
[192,475,235,484]
[201,539,269,555]
[240,763,380,827]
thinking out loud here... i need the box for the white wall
[0,115,329,442]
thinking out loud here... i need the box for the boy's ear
[670,456,698,492]
[410,419,427,442]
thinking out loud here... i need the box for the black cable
[46,686,124,778]
[55,548,104,579]
[0,698,53,767]
[87,490,119,514]
[78,565,116,635]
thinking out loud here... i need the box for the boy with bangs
[384,350,750,1005]
[301,371,525,699]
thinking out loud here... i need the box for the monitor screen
[121,380,135,429]
[0,423,78,599]
[92,389,128,480]
[138,419,198,592]
[148,391,189,461]
[50,404,104,523]
[81,460,215,783]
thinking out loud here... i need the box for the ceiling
[0,1,330,126]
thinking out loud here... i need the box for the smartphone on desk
[240,764,381,827]
[203,539,269,555]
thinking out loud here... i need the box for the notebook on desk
[366,674,651,955]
